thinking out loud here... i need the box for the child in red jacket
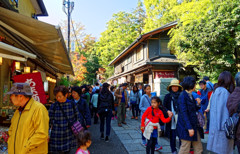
[141,97,173,154]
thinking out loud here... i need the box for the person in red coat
[141,97,173,154]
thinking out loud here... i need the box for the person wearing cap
[163,79,183,154]
[7,83,49,154]
[115,83,128,127]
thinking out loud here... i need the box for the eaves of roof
[108,21,178,66]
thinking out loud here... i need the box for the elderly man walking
[7,83,49,154]
[227,72,240,153]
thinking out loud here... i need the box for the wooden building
[108,21,196,98]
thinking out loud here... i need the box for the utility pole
[63,0,74,53]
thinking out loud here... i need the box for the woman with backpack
[207,71,235,154]
[130,85,140,120]
[97,83,115,142]
[163,79,182,154]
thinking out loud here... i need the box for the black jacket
[97,92,115,112]
[74,98,91,127]
[163,93,174,138]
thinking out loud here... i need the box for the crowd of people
[5,71,240,154]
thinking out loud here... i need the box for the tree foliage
[60,20,99,84]
[96,3,146,79]
[96,11,139,78]
[168,0,240,80]
[143,0,182,32]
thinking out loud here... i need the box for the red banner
[155,71,175,79]
[13,72,47,104]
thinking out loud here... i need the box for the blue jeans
[142,132,159,145]
[99,110,112,136]
[131,103,139,117]
[170,129,180,153]
[146,137,157,154]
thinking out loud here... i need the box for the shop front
[0,7,73,143]
[153,71,177,100]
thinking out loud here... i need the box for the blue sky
[39,0,139,38]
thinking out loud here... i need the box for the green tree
[168,0,240,80]
[133,0,146,34]
[143,0,181,32]
[96,11,142,78]
[60,20,100,84]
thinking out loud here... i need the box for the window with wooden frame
[160,39,174,55]
[136,45,143,62]
[127,56,132,64]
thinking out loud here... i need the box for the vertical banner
[13,72,47,104]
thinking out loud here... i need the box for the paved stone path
[111,109,173,154]
[111,109,238,154]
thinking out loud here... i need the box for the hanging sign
[155,71,175,79]
[13,72,47,104]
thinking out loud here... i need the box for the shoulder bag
[58,101,84,136]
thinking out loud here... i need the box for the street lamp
[62,0,74,53]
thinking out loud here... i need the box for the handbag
[224,103,240,139]
[197,112,205,128]
[58,102,84,136]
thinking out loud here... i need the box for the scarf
[170,91,181,113]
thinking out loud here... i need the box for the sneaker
[189,151,194,154]
[135,117,138,120]
[122,122,127,125]
[155,144,163,151]
[115,116,117,119]
[131,116,135,119]
[172,151,177,154]
[204,131,209,134]
[142,140,147,147]
[111,117,114,120]
[100,133,104,140]
[105,136,109,142]
[118,123,122,127]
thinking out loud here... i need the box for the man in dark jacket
[227,72,240,153]
[115,83,128,127]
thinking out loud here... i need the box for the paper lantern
[24,67,31,73]
[15,62,20,70]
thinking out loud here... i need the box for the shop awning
[0,42,37,59]
[0,7,74,75]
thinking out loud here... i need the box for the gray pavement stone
[129,151,146,154]
[129,132,142,139]
[124,143,146,152]
[121,139,142,145]
[115,130,137,135]
[118,134,132,140]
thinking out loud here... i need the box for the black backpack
[98,93,113,113]
[224,104,240,139]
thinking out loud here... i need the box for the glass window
[128,56,132,64]
[160,39,170,54]
[136,45,143,61]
